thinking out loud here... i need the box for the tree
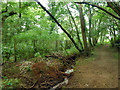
[106,1,120,16]
[79,4,88,54]
[75,2,120,20]
[88,5,93,49]
[35,0,83,53]
[66,4,83,50]
[19,0,21,18]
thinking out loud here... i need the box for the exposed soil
[2,56,71,89]
[65,45,118,88]
[2,45,118,89]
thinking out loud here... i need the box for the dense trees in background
[1,1,120,64]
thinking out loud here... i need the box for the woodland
[0,0,120,89]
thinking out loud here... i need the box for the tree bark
[79,4,88,53]
[93,20,97,46]
[19,0,21,18]
[113,20,116,41]
[35,0,82,53]
[88,5,93,49]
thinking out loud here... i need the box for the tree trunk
[109,25,114,43]
[35,0,82,53]
[14,38,17,62]
[67,5,83,50]
[93,20,98,46]
[100,32,103,44]
[56,40,58,51]
[68,16,74,37]
[61,41,69,55]
[33,40,36,55]
[88,5,93,49]
[79,4,88,53]
[113,20,116,41]
[19,0,21,18]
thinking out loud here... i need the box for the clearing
[65,45,118,88]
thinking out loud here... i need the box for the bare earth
[66,45,118,88]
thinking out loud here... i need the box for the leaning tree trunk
[35,0,82,53]
[79,4,88,54]
[67,5,83,50]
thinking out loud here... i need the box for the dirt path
[65,45,118,88]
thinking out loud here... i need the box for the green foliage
[2,1,120,63]
[34,52,41,57]
[2,76,20,88]
[67,46,79,55]
[2,45,14,63]
[14,29,42,42]
[16,42,34,59]
[12,27,59,60]
[114,37,120,47]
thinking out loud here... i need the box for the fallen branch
[50,69,74,90]
[45,55,63,59]
[50,78,68,90]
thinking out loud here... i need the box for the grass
[74,55,96,72]
[76,56,95,66]
[75,51,96,66]
[113,52,118,60]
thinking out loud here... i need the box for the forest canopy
[1,1,120,62]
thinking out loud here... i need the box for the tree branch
[106,0,120,16]
[34,0,83,53]
[75,2,120,20]
[2,11,17,25]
